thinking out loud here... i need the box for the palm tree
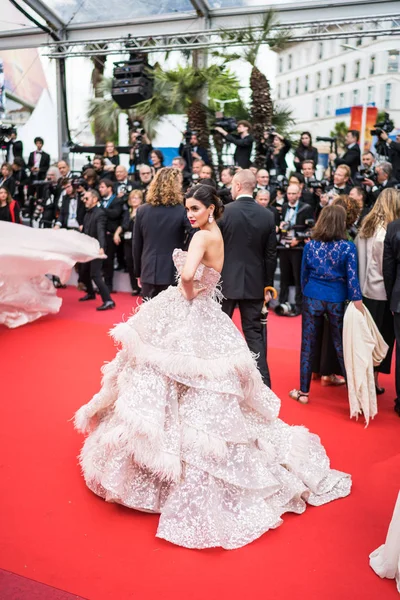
[135,62,241,157]
[216,9,291,167]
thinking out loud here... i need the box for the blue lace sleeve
[301,242,310,291]
[346,243,363,301]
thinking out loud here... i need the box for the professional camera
[371,113,394,137]
[131,120,145,142]
[183,126,196,144]
[272,174,288,191]
[294,219,315,240]
[263,126,278,146]
[71,177,88,190]
[353,166,376,185]
[307,179,330,192]
[213,117,237,133]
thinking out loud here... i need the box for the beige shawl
[343,302,388,425]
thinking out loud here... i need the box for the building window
[314,97,320,118]
[388,50,399,73]
[278,57,283,73]
[277,84,281,100]
[295,77,299,94]
[288,54,292,70]
[325,96,332,116]
[328,68,333,86]
[369,55,376,75]
[384,83,392,109]
[316,71,321,89]
[338,92,345,108]
[318,42,324,60]
[353,89,360,105]
[304,75,309,93]
[367,85,374,104]
[354,60,360,79]
[341,64,346,83]
[287,80,291,97]
[356,26,363,46]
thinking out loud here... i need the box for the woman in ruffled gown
[0,221,104,328]
[75,184,351,550]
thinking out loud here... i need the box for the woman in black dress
[294,132,319,172]
[114,189,143,295]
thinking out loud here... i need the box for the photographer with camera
[294,132,318,172]
[54,179,85,231]
[329,130,361,177]
[32,167,61,228]
[363,162,399,202]
[179,130,210,173]
[214,120,254,169]
[191,159,205,183]
[265,132,291,179]
[12,157,28,210]
[362,151,376,171]
[315,165,352,221]
[377,129,400,181]
[277,183,314,317]
[114,165,133,201]
[129,127,152,172]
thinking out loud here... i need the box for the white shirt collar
[236,194,254,200]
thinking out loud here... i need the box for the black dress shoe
[394,403,400,417]
[375,385,385,395]
[79,293,96,301]
[96,300,116,311]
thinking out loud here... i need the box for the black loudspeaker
[111,57,153,109]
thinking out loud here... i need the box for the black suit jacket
[5,140,23,163]
[225,134,254,169]
[56,193,86,228]
[83,205,107,250]
[383,219,400,313]
[219,195,277,299]
[281,201,314,227]
[372,178,399,201]
[133,203,191,285]
[100,195,124,234]
[0,176,16,197]
[28,150,50,180]
[335,144,361,177]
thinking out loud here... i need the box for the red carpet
[1,287,399,600]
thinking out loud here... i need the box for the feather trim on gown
[75,249,351,549]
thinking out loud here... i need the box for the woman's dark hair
[185,184,224,219]
[312,205,347,242]
[83,168,98,185]
[299,131,313,147]
[13,157,25,168]
[151,149,164,166]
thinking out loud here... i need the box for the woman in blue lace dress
[290,204,364,404]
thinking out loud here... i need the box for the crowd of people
[1,123,400,415]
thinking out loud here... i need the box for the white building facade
[274,27,400,149]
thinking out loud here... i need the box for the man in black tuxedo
[79,189,115,311]
[27,137,50,181]
[278,183,314,316]
[330,129,361,177]
[5,129,23,164]
[383,218,400,416]
[98,178,124,293]
[219,169,277,388]
[179,132,210,170]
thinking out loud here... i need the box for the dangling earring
[208,213,214,223]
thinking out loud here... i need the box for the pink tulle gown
[75,249,351,549]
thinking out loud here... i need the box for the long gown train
[75,249,351,549]
[0,221,103,328]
